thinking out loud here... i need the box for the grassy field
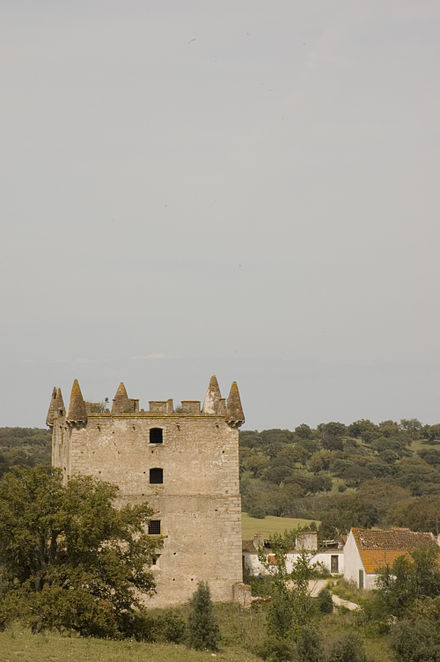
[241,512,318,539]
[0,606,394,662]
[0,626,262,662]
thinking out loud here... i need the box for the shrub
[391,617,440,662]
[258,635,295,662]
[297,625,326,662]
[329,631,367,662]
[248,504,267,519]
[317,587,333,613]
[156,610,186,643]
[117,609,158,642]
[187,581,220,651]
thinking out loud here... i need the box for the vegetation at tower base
[186,581,220,651]
[256,529,318,661]
[0,466,162,637]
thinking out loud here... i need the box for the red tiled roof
[351,527,437,575]
[352,527,434,551]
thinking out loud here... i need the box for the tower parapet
[46,375,245,426]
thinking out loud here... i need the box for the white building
[343,527,438,590]
[243,531,344,577]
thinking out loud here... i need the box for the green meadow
[241,512,318,540]
[0,626,261,662]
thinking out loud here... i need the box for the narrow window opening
[331,555,339,573]
[149,468,163,484]
[148,520,161,535]
[150,428,163,444]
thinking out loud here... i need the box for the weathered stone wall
[52,411,243,607]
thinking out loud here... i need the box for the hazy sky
[2,1,440,430]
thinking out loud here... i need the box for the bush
[391,618,440,662]
[317,587,333,613]
[329,632,367,662]
[247,504,266,519]
[187,581,220,651]
[258,635,295,662]
[156,610,186,643]
[297,625,326,662]
[117,609,158,642]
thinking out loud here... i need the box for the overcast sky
[2,1,440,430]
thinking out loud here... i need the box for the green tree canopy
[0,466,161,636]
[375,545,440,617]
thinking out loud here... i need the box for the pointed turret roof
[202,375,222,414]
[112,381,130,414]
[226,381,245,427]
[46,387,65,426]
[67,379,88,424]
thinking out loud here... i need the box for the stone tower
[47,376,244,607]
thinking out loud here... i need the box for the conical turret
[202,375,222,414]
[66,379,88,425]
[46,387,65,426]
[112,382,130,414]
[226,381,245,427]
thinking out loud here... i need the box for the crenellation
[47,375,244,607]
[180,400,201,414]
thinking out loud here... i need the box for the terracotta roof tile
[351,527,438,575]
[359,549,412,574]
[352,527,434,551]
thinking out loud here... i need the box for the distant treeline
[0,428,51,477]
[3,420,440,537]
[240,420,440,538]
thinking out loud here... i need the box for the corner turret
[202,375,222,414]
[226,381,245,428]
[112,382,130,414]
[66,379,88,425]
[46,387,65,426]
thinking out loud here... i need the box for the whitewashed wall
[243,550,344,576]
[343,530,365,587]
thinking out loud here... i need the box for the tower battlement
[47,376,244,607]
[47,377,244,426]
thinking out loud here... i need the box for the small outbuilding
[243,531,344,576]
[344,526,438,590]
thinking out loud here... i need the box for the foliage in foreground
[328,632,368,662]
[0,466,162,638]
[256,529,318,661]
[362,545,440,662]
[187,581,220,651]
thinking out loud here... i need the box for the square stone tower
[46,376,244,607]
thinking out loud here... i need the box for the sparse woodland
[239,420,440,536]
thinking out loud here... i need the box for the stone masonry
[46,376,244,607]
